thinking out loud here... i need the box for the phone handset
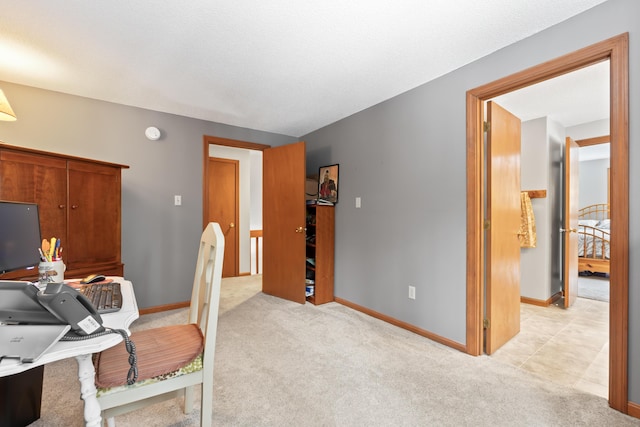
[37,283,105,336]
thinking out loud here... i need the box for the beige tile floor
[491,295,609,398]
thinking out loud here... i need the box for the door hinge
[484,220,490,230]
[483,121,490,132]
[483,318,490,329]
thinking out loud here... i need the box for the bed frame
[578,203,610,274]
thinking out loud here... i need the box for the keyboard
[78,282,122,314]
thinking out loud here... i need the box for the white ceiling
[492,60,610,161]
[492,61,609,128]
[0,0,608,137]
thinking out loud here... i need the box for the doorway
[466,33,629,412]
[202,135,270,277]
[487,119,611,397]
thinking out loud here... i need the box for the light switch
[174,195,182,206]
[355,197,361,208]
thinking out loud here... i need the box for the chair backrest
[188,223,224,365]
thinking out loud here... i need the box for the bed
[578,203,610,274]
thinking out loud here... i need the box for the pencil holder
[38,260,66,286]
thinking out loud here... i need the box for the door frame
[466,33,629,412]
[202,135,270,275]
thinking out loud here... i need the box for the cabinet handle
[72,205,79,209]
[295,226,305,233]
[229,223,235,228]
[58,204,65,209]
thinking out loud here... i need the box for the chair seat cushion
[94,323,204,389]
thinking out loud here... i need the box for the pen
[38,247,47,262]
[54,239,61,260]
[49,237,56,262]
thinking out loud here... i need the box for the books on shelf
[306,199,334,206]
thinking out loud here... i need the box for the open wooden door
[485,101,521,355]
[563,137,580,308]
[262,141,307,303]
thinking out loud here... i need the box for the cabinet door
[313,206,335,304]
[67,161,121,267]
[0,150,67,244]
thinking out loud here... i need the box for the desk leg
[75,353,102,427]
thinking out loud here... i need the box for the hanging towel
[519,191,537,248]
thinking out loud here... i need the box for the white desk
[0,278,138,427]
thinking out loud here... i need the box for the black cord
[61,328,138,385]
[111,329,138,385]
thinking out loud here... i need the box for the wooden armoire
[0,143,129,281]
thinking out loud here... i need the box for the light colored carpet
[31,275,638,426]
[578,276,610,302]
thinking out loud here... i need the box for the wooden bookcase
[305,204,334,305]
[0,143,129,281]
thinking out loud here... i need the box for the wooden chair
[93,222,224,427]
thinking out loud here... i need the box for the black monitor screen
[0,201,42,274]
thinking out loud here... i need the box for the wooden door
[262,141,306,303]
[67,161,121,268]
[0,151,68,279]
[207,157,239,277]
[563,137,580,308]
[485,101,521,355]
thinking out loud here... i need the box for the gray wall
[579,159,610,208]
[520,117,563,301]
[566,119,611,209]
[303,0,639,403]
[567,118,609,140]
[0,82,296,308]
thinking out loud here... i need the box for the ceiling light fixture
[0,88,17,121]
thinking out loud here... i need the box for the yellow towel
[519,191,537,248]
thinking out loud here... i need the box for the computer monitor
[0,201,42,275]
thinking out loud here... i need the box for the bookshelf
[305,204,334,304]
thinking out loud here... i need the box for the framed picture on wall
[318,164,339,204]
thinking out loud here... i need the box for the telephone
[37,282,105,336]
[0,281,104,336]
[1,281,137,382]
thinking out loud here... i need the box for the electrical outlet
[174,195,182,206]
[408,285,416,300]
